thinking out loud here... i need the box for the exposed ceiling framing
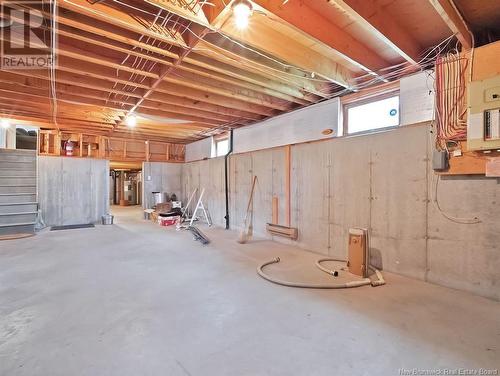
[0,0,498,143]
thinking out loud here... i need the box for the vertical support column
[285,145,291,227]
[123,140,127,159]
[272,196,279,224]
[5,124,16,149]
[55,133,61,156]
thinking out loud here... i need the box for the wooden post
[145,140,150,162]
[55,132,61,156]
[272,196,279,224]
[284,145,291,227]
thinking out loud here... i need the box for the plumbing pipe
[257,258,372,289]
[224,129,233,230]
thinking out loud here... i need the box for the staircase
[0,149,38,236]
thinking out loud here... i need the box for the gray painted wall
[181,124,500,301]
[38,156,109,226]
[142,162,182,209]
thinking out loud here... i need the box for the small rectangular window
[346,95,400,134]
[215,138,229,157]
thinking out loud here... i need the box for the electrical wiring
[49,0,59,130]
[431,172,481,224]
[105,8,164,105]
[427,70,480,225]
[434,51,468,149]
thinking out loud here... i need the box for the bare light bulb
[126,114,137,128]
[233,1,252,29]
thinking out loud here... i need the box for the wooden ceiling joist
[428,0,473,49]
[58,0,186,48]
[0,0,486,142]
[194,38,333,99]
[328,0,423,65]
[251,0,388,74]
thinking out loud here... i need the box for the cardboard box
[155,202,172,213]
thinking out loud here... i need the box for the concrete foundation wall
[38,156,109,226]
[181,124,500,301]
[233,98,341,154]
[142,162,182,209]
[185,137,212,162]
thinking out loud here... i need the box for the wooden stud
[272,196,279,225]
[284,145,291,227]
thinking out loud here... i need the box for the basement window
[214,138,229,157]
[345,94,400,134]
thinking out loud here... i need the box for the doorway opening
[109,167,143,208]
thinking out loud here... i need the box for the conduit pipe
[224,129,234,230]
[257,257,385,289]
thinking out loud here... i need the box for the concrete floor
[1,206,499,376]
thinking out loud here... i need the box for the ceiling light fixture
[125,114,137,128]
[232,0,253,30]
[1,119,10,129]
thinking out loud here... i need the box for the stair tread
[0,193,36,196]
[0,160,35,162]
[0,211,38,216]
[0,202,37,205]
[0,222,36,227]
[0,184,36,187]
[0,149,35,151]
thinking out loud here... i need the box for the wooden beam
[147,0,355,87]
[162,70,291,111]
[428,0,472,49]
[328,0,422,65]
[31,3,309,102]
[8,1,323,104]
[252,0,388,74]
[116,25,213,129]
[58,0,186,48]
[221,18,354,88]
[0,68,265,125]
[154,82,278,117]
[196,38,333,99]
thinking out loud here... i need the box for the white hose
[315,258,386,287]
[257,257,373,289]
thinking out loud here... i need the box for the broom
[237,176,257,244]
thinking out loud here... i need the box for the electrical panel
[467,75,500,151]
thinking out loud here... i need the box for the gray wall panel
[142,162,182,209]
[39,157,109,226]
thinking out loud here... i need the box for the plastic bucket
[101,214,114,225]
